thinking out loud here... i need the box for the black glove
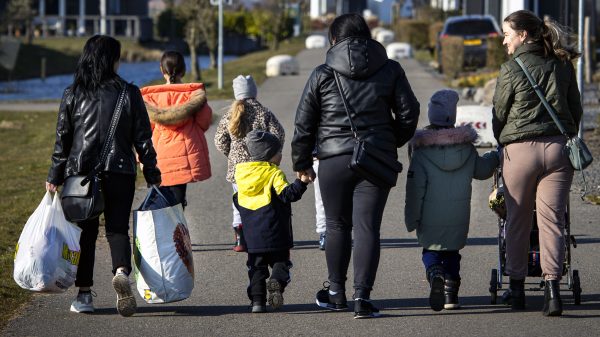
[143,166,162,186]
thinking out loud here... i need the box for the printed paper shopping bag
[133,186,194,303]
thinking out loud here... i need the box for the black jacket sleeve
[130,85,161,185]
[391,65,420,147]
[292,69,321,172]
[277,179,308,204]
[47,88,74,185]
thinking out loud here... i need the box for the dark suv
[437,15,501,71]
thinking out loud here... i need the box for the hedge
[394,20,429,50]
[486,36,508,70]
[440,36,464,79]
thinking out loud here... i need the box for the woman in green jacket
[492,10,583,316]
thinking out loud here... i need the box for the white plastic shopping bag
[133,186,194,303]
[13,191,82,292]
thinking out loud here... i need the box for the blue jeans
[422,249,461,280]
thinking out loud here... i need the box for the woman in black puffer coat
[292,13,420,318]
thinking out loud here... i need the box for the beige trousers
[502,136,574,280]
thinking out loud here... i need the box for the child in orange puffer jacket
[141,51,212,208]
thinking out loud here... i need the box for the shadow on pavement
[87,295,599,318]
[190,236,520,252]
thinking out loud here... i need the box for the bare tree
[178,0,218,82]
[197,2,218,69]
[2,0,36,44]
[256,0,291,50]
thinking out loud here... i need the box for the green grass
[0,111,57,329]
[145,37,307,100]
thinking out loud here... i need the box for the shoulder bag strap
[333,71,359,140]
[515,57,589,197]
[514,57,569,137]
[85,83,128,182]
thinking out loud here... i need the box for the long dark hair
[72,35,121,94]
[328,13,371,45]
[504,10,580,61]
[160,50,186,83]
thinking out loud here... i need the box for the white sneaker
[70,291,95,313]
[112,271,136,317]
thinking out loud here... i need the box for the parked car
[436,15,501,72]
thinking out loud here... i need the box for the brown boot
[233,225,246,252]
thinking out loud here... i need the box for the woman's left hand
[46,182,57,192]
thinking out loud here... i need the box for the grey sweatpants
[502,135,573,280]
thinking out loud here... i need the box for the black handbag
[514,57,593,171]
[61,84,128,222]
[333,71,403,188]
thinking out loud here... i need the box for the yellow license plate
[464,39,482,46]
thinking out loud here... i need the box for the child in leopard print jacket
[214,75,285,252]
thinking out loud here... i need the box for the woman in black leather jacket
[292,14,420,318]
[46,35,161,317]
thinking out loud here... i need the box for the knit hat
[428,89,459,127]
[246,130,281,162]
[233,75,257,100]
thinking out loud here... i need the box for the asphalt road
[3,48,600,337]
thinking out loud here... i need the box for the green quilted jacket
[404,126,498,251]
[492,43,583,145]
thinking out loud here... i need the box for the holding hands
[297,167,316,184]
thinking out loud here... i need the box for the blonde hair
[228,100,248,138]
[504,10,580,62]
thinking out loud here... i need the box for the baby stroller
[488,167,582,305]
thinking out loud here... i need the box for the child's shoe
[70,290,95,313]
[267,278,284,310]
[426,264,445,312]
[315,281,348,311]
[112,270,136,317]
[353,298,380,319]
[444,277,461,310]
[251,300,267,313]
[233,225,246,252]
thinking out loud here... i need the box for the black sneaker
[429,275,445,312]
[353,299,380,319]
[267,279,284,310]
[315,282,348,311]
[426,265,445,312]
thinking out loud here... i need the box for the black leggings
[318,154,391,299]
[74,172,135,287]
[246,250,292,302]
[163,184,187,209]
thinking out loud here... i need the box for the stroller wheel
[573,270,582,305]
[490,269,498,304]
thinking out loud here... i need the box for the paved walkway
[3,48,600,337]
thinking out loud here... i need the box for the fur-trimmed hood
[144,88,207,125]
[410,125,478,148]
[410,125,478,172]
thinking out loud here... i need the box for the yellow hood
[235,162,289,210]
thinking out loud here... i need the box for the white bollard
[375,29,395,46]
[266,55,300,77]
[386,42,413,60]
[305,35,327,49]
[455,105,498,147]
